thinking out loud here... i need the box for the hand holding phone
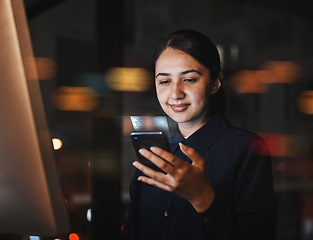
[130,131,170,172]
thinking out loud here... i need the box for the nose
[170,82,185,101]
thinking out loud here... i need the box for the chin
[169,115,190,124]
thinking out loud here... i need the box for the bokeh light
[277,162,286,172]
[230,70,270,94]
[29,236,40,240]
[257,133,290,157]
[297,90,313,115]
[52,138,62,150]
[69,233,79,240]
[256,133,304,157]
[35,57,58,80]
[52,86,99,111]
[107,67,152,92]
[260,61,302,84]
[230,61,302,93]
[87,208,92,222]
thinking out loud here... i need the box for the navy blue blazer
[119,114,277,240]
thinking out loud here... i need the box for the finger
[133,161,175,190]
[179,143,204,166]
[132,160,162,179]
[150,146,186,169]
[139,148,176,174]
[137,175,173,192]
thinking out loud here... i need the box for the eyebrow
[155,73,170,78]
[181,70,202,75]
[155,69,202,78]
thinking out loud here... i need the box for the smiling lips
[169,103,190,112]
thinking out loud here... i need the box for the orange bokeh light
[35,57,58,80]
[107,67,152,92]
[230,61,302,94]
[230,70,270,94]
[260,61,302,84]
[52,86,99,111]
[69,233,79,240]
[297,90,313,115]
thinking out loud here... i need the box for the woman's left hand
[132,143,215,212]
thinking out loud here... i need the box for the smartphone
[130,131,170,172]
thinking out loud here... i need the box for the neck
[177,110,211,138]
[178,120,207,138]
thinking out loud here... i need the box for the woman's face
[155,47,212,129]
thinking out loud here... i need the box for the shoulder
[209,114,261,142]
[221,121,268,156]
[225,124,260,141]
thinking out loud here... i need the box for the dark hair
[152,29,226,115]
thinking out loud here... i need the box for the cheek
[156,88,166,105]
[191,88,207,102]
[192,89,210,109]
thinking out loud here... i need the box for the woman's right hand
[133,143,215,212]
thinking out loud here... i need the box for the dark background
[21,0,313,239]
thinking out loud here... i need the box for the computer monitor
[0,0,70,236]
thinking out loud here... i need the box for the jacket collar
[170,114,230,156]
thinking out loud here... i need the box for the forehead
[155,48,207,74]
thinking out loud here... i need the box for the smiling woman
[155,47,215,137]
[118,30,277,240]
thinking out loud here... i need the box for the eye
[158,79,171,85]
[183,78,197,83]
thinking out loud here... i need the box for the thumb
[179,143,202,165]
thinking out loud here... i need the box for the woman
[119,29,277,240]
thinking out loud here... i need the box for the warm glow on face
[155,48,211,128]
[52,138,62,150]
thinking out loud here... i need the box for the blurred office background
[16,0,313,239]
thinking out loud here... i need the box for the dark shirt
[119,114,277,240]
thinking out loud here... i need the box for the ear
[210,72,223,95]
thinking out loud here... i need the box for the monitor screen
[0,0,70,236]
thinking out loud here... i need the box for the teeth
[168,101,182,105]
